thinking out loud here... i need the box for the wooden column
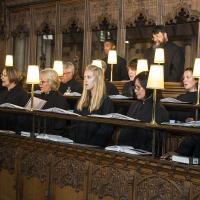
[156,0,164,25]
[29,7,37,65]
[117,0,126,58]
[197,21,200,57]
[82,0,92,74]
[55,1,62,60]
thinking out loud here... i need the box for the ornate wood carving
[90,165,133,199]
[20,149,49,182]
[191,184,200,200]
[53,157,88,192]
[11,24,29,38]
[135,173,188,200]
[0,145,16,173]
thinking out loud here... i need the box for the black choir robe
[36,91,69,135]
[169,92,197,122]
[119,97,169,152]
[74,96,114,147]
[103,55,129,81]
[0,84,29,131]
[144,41,185,82]
[58,79,82,94]
[122,81,135,98]
[105,81,119,95]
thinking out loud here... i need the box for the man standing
[103,39,129,81]
[144,25,185,82]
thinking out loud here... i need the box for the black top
[58,79,82,94]
[36,91,69,135]
[119,98,169,152]
[0,84,29,106]
[105,81,119,95]
[169,92,197,122]
[103,55,129,81]
[144,41,185,82]
[122,81,135,98]
[0,84,29,132]
[74,96,114,147]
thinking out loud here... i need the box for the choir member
[170,67,198,122]
[122,58,137,97]
[103,39,129,81]
[37,68,68,135]
[58,61,82,94]
[74,64,114,147]
[0,67,29,131]
[119,71,169,153]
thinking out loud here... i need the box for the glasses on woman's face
[1,73,7,78]
[39,80,47,85]
[134,85,142,91]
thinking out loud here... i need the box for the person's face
[61,68,73,83]
[39,73,51,93]
[152,32,167,46]
[134,79,146,100]
[84,70,95,91]
[104,42,115,55]
[128,68,136,81]
[183,70,197,91]
[1,69,11,88]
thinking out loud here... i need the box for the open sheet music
[0,97,47,110]
[36,134,73,143]
[40,107,81,116]
[162,121,200,127]
[109,95,132,99]
[105,145,151,155]
[89,113,139,121]
[160,97,189,104]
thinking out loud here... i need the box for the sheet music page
[25,97,47,110]
[160,97,189,104]
[109,95,132,99]
[0,103,24,109]
[89,113,139,121]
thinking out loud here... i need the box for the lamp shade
[107,50,117,64]
[193,58,200,77]
[5,55,13,67]
[53,60,63,76]
[136,59,148,75]
[91,60,102,69]
[154,48,165,64]
[26,65,40,84]
[147,64,164,89]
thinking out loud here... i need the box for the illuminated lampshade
[193,58,200,77]
[26,65,40,84]
[147,64,164,89]
[136,59,148,75]
[91,60,102,69]
[107,50,117,64]
[5,55,13,67]
[53,60,63,76]
[154,48,165,64]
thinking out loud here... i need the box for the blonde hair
[77,64,106,112]
[40,68,60,91]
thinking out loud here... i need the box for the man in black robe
[103,39,129,81]
[144,25,185,82]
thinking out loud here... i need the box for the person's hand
[160,151,177,160]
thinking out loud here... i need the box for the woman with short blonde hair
[75,64,114,147]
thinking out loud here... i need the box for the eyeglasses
[39,80,47,85]
[134,85,143,91]
[1,73,7,78]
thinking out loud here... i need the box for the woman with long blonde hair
[74,64,114,147]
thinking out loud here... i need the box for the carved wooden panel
[89,164,133,200]
[191,184,200,200]
[53,156,88,192]
[134,171,189,200]
[20,148,49,182]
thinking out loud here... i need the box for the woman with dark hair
[0,67,29,131]
[119,71,169,152]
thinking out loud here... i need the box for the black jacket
[58,79,82,94]
[122,81,135,98]
[103,55,129,81]
[74,96,114,147]
[0,84,29,131]
[36,91,69,135]
[119,98,169,152]
[105,81,119,95]
[169,92,197,122]
[144,41,185,82]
